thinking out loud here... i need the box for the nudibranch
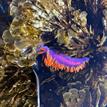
[36,45,89,73]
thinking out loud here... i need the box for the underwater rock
[0,65,37,107]
[1,0,107,107]
[61,88,91,107]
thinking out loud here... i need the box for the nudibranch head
[36,44,49,55]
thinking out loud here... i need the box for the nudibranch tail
[41,47,89,73]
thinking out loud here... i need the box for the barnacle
[101,0,107,31]
[61,88,87,107]
[0,65,37,107]
[2,0,89,67]
[0,43,38,106]
[8,0,93,59]
[101,0,107,8]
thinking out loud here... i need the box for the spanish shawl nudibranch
[37,45,89,73]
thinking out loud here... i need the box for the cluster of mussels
[1,0,107,107]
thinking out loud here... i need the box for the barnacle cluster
[102,0,107,31]
[8,0,106,60]
[1,0,107,107]
[1,0,90,68]
[0,65,37,107]
[61,88,87,107]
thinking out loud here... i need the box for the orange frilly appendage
[43,52,88,73]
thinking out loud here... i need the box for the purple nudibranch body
[37,46,89,73]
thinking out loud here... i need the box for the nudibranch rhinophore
[37,46,89,73]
